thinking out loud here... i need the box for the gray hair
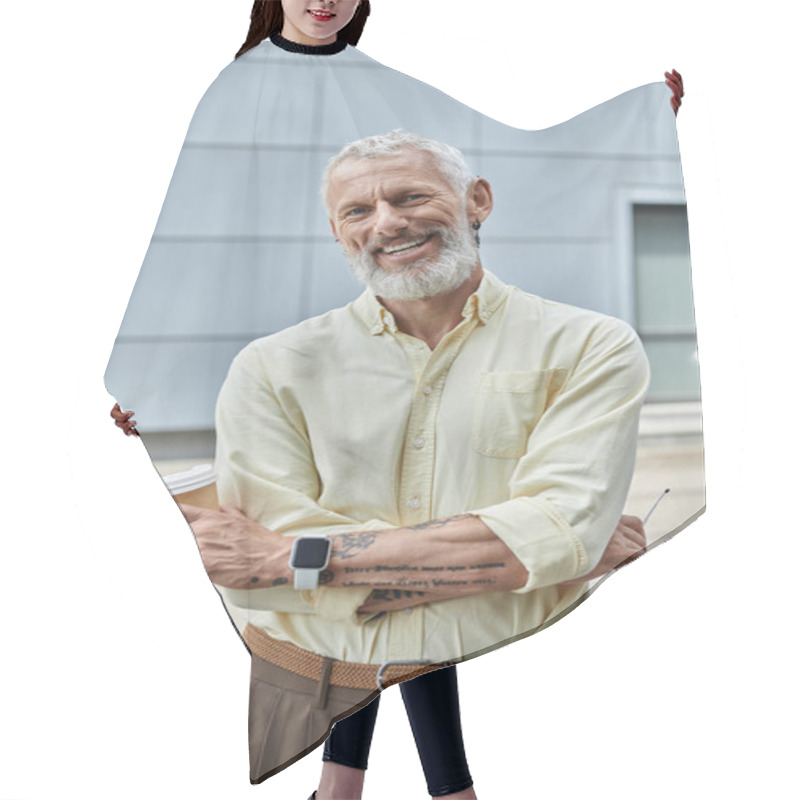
[321,130,475,215]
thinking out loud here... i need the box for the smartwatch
[289,536,332,590]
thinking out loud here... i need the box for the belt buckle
[376,660,432,691]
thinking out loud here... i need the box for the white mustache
[378,237,431,255]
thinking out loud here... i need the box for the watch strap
[294,568,321,591]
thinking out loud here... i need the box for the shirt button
[407,497,421,509]
[413,438,425,449]
[422,386,432,395]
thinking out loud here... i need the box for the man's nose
[373,201,408,237]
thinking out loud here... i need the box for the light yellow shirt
[215,271,649,664]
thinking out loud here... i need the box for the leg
[400,666,476,799]
[316,695,382,800]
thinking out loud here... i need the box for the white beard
[347,219,479,301]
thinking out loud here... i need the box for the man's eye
[401,194,426,203]
[346,207,368,217]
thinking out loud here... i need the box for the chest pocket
[471,370,565,459]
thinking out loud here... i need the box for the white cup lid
[162,464,216,495]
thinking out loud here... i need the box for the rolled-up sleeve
[473,317,649,590]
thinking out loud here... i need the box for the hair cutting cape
[105,36,703,781]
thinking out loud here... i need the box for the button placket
[395,318,478,525]
[398,379,438,523]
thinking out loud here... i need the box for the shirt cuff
[472,496,589,591]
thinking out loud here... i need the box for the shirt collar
[352,270,509,336]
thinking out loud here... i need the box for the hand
[180,504,292,590]
[110,403,139,436]
[562,514,646,584]
[665,69,684,115]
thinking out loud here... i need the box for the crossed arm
[182,505,645,615]
[115,388,645,611]
[181,305,651,616]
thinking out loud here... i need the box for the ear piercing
[472,220,481,246]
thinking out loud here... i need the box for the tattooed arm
[326,515,528,613]
[183,506,645,614]
[183,505,527,610]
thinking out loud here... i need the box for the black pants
[323,666,473,797]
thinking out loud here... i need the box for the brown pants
[248,653,378,784]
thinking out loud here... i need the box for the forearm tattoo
[323,515,507,594]
[331,531,379,560]
[249,576,288,586]
[369,589,427,604]
[329,514,473,562]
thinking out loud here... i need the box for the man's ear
[466,178,494,225]
[329,218,339,241]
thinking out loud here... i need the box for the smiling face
[327,148,493,300]
[280,0,361,46]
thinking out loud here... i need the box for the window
[632,204,700,402]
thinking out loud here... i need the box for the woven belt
[244,624,440,690]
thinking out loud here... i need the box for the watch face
[291,537,331,569]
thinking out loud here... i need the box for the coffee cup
[163,464,219,510]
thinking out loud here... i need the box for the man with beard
[185,131,649,788]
